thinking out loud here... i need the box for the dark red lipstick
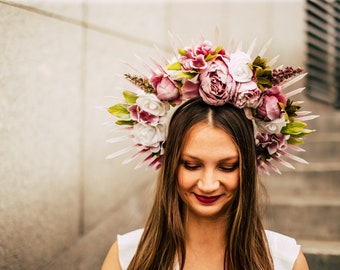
[194,194,221,204]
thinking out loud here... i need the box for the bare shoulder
[292,251,309,270]
[101,241,122,270]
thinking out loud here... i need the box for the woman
[102,38,314,270]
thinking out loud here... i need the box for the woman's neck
[184,212,227,250]
[181,213,227,269]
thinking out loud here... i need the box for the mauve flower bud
[150,73,180,101]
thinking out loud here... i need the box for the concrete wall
[0,0,305,269]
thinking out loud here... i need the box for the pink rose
[256,86,287,121]
[150,73,180,101]
[199,56,236,106]
[228,51,253,82]
[233,81,262,108]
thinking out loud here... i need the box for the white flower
[255,115,287,134]
[132,123,166,148]
[136,94,170,116]
[228,51,253,82]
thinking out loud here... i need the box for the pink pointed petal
[272,156,295,169]
[106,145,135,159]
[214,27,220,47]
[122,148,149,165]
[121,60,150,78]
[258,163,270,175]
[106,135,132,143]
[278,150,309,164]
[153,45,171,66]
[265,160,282,174]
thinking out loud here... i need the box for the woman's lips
[194,194,221,204]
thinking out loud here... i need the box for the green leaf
[116,120,135,125]
[215,45,224,54]
[123,90,138,105]
[166,61,182,70]
[177,71,197,80]
[108,103,130,119]
[178,48,187,56]
[253,56,269,69]
[287,138,304,145]
[281,121,307,135]
[289,129,316,138]
[205,54,215,61]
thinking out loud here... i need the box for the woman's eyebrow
[181,153,239,162]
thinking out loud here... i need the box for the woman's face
[177,122,240,221]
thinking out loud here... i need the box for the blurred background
[0,0,339,269]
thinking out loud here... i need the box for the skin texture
[101,123,309,270]
[177,123,239,222]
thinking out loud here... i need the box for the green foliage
[123,90,138,105]
[115,120,135,125]
[107,103,130,119]
[251,56,272,91]
[167,61,182,70]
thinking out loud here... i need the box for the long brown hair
[127,97,273,270]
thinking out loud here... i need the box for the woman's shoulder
[116,228,144,270]
[265,230,301,270]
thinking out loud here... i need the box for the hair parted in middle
[127,96,273,270]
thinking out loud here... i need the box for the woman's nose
[197,169,220,193]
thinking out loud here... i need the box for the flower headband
[106,38,318,174]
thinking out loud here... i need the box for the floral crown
[106,38,318,175]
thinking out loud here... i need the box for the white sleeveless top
[117,228,300,270]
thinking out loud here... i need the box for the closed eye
[218,163,239,172]
[181,160,201,171]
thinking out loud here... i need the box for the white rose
[228,51,253,82]
[132,123,166,148]
[255,115,287,134]
[136,94,170,117]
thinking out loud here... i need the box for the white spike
[258,39,272,57]
[106,135,131,143]
[268,55,280,66]
[236,41,243,52]
[281,73,307,89]
[285,87,305,98]
[247,38,257,56]
[106,146,135,159]
[295,115,320,121]
[288,145,306,152]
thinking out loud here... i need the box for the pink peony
[199,56,236,106]
[193,40,215,57]
[129,105,160,126]
[233,81,262,108]
[181,80,200,99]
[150,73,180,101]
[179,40,223,72]
[256,86,287,121]
[256,133,289,155]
